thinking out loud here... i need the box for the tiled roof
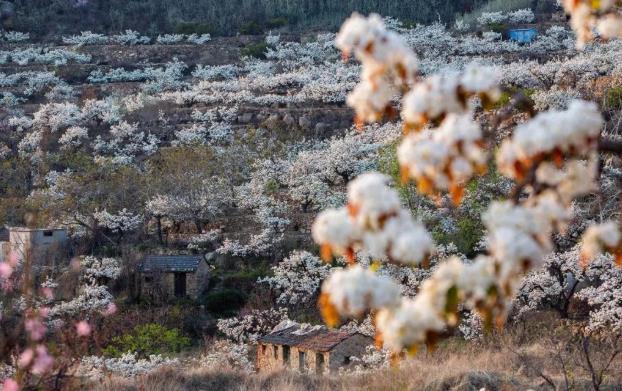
[140,255,203,273]
[258,322,364,352]
[297,330,357,352]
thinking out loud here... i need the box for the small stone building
[0,226,69,269]
[139,255,209,300]
[257,322,372,374]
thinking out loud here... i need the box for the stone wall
[140,264,209,301]
[257,343,283,372]
[0,242,9,262]
[326,334,372,373]
[257,335,371,374]
[8,228,68,270]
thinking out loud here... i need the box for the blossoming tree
[313,8,622,356]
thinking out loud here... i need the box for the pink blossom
[101,302,117,316]
[70,257,81,272]
[25,318,46,341]
[38,307,49,318]
[41,287,54,300]
[76,321,91,337]
[18,348,34,368]
[2,379,19,391]
[7,252,19,267]
[0,263,13,279]
[31,345,53,375]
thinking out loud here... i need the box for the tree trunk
[156,216,163,245]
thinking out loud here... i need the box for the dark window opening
[283,346,290,366]
[316,353,325,374]
[343,356,351,365]
[261,344,266,355]
[174,273,187,297]
[43,230,53,237]
[273,345,278,359]
[299,351,306,371]
[144,276,153,283]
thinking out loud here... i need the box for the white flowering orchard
[313,12,622,356]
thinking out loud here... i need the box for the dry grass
[95,313,622,391]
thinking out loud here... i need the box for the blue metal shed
[508,28,538,43]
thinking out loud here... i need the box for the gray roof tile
[141,255,203,272]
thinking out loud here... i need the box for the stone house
[257,322,372,374]
[0,226,69,270]
[138,255,210,300]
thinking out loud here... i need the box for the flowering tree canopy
[313,11,622,356]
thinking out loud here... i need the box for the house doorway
[174,273,187,297]
[316,353,325,374]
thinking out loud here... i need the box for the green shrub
[103,323,191,358]
[203,288,246,315]
[239,20,264,35]
[494,87,535,109]
[486,22,506,34]
[433,215,484,258]
[240,41,269,59]
[604,86,622,110]
[266,17,288,28]
[264,178,280,195]
[376,142,419,204]
[175,22,214,35]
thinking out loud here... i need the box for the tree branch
[598,139,622,154]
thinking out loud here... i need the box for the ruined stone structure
[138,255,210,300]
[0,227,69,269]
[257,322,372,374]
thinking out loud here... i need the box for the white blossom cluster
[77,353,178,379]
[86,59,188,94]
[346,345,390,374]
[216,227,280,257]
[196,340,254,373]
[156,33,211,45]
[80,255,122,282]
[311,13,622,354]
[312,173,434,266]
[146,176,230,226]
[216,308,289,343]
[497,100,603,180]
[335,13,418,125]
[283,123,400,211]
[398,114,487,204]
[48,256,120,319]
[562,0,622,48]
[62,31,108,46]
[577,254,622,334]
[58,126,89,149]
[0,71,65,96]
[61,31,210,46]
[93,121,159,165]
[3,31,29,42]
[336,15,500,202]
[93,208,142,234]
[259,251,332,305]
[477,9,535,26]
[401,65,501,130]
[580,222,622,266]
[111,30,151,45]
[192,64,241,81]
[320,265,401,323]
[0,47,92,65]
